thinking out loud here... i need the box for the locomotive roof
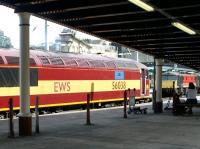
[163,71,196,76]
[162,72,180,76]
[0,48,147,70]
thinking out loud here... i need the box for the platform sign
[115,71,124,80]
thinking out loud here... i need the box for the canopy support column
[17,12,32,136]
[154,58,163,113]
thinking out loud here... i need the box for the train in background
[162,71,200,97]
[0,48,150,115]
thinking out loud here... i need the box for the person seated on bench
[173,93,186,115]
[186,82,197,114]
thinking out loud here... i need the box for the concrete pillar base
[154,101,163,113]
[19,116,32,136]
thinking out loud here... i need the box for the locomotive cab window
[0,68,38,87]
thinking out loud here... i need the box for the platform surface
[1,103,200,149]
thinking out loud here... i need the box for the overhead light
[172,22,196,35]
[128,0,154,12]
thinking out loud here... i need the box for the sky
[0,5,98,49]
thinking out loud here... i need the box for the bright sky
[0,5,98,49]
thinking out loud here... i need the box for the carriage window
[76,59,90,68]
[105,61,116,69]
[89,60,105,68]
[37,56,50,65]
[61,57,78,67]
[0,68,38,87]
[48,57,64,65]
[5,56,36,65]
[5,56,19,64]
[30,58,36,65]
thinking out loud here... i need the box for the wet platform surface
[1,103,200,149]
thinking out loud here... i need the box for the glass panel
[0,68,38,87]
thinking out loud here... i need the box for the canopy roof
[0,0,200,70]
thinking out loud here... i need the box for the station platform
[1,103,200,149]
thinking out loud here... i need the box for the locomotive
[0,48,150,114]
[162,71,200,97]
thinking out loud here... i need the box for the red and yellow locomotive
[162,71,200,97]
[0,48,150,112]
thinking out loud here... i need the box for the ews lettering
[54,81,71,92]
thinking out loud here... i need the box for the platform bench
[173,103,200,115]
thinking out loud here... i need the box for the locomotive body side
[162,72,178,97]
[162,71,199,97]
[0,49,150,111]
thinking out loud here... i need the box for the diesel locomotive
[0,48,150,114]
[162,71,200,97]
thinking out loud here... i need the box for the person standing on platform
[186,82,197,114]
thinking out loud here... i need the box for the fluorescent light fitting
[128,0,154,12]
[172,22,196,35]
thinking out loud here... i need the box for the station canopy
[1,0,200,70]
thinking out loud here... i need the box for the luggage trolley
[127,95,147,114]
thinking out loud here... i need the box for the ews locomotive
[162,71,200,97]
[0,48,150,113]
